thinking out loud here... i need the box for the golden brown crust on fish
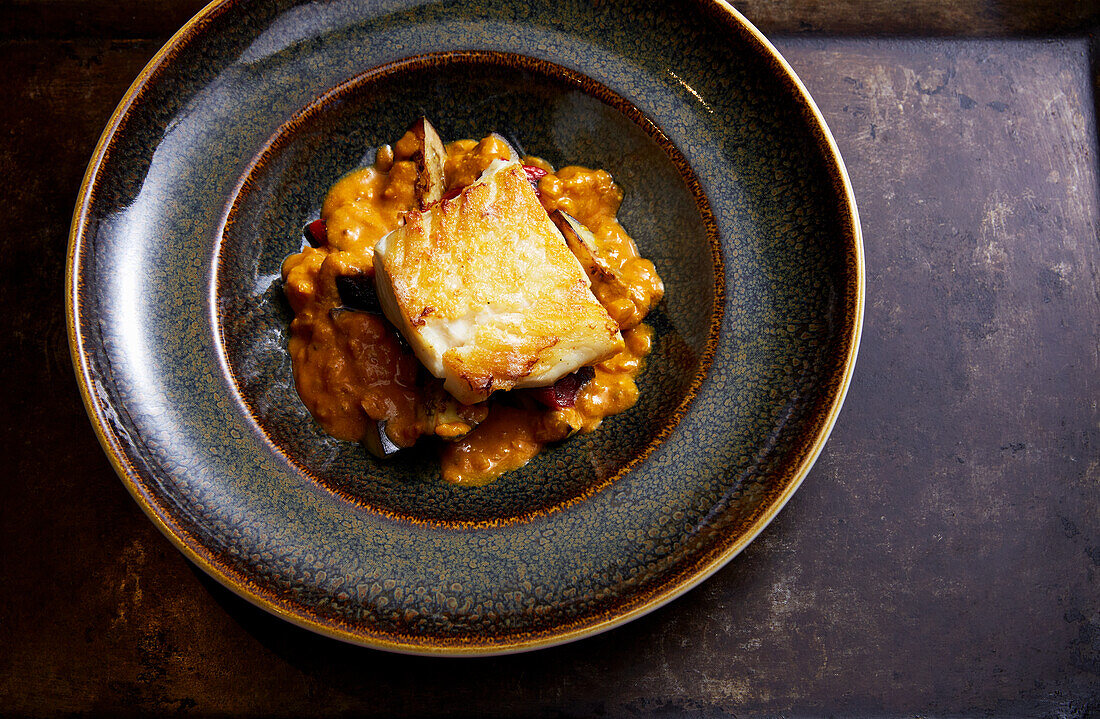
[374,160,624,404]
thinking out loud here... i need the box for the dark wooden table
[3,2,1098,716]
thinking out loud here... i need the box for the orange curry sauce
[281,130,664,485]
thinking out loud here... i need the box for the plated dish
[67,0,863,654]
[282,118,664,485]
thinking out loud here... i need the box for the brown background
[2,1,1099,716]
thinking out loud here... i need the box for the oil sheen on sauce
[281,130,664,486]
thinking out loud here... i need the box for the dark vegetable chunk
[336,274,381,313]
[529,366,596,409]
[364,420,402,458]
[408,117,447,210]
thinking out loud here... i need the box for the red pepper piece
[530,366,596,409]
[523,164,548,186]
[305,218,327,246]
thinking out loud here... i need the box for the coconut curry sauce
[281,128,664,486]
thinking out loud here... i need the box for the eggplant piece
[552,211,621,286]
[552,210,658,330]
[335,274,381,313]
[408,117,447,210]
[488,132,521,162]
[364,420,402,458]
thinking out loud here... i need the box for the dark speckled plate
[67,0,863,654]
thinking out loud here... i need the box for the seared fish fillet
[374,159,624,404]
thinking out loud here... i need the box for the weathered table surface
[2,2,1098,716]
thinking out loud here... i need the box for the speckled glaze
[219,52,720,525]
[67,0,863,654]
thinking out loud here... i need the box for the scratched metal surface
[1,12,1098,719]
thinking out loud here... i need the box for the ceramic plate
[67,0,863,654]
